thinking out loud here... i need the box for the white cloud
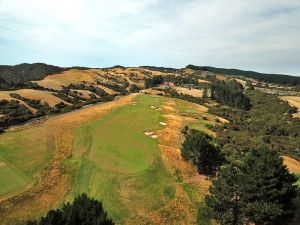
[0,0,299,75]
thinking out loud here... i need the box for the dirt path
[0,94,137,224]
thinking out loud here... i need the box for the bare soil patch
[280,96,300,118]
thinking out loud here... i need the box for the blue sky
[0,0,300,75]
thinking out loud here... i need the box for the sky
[0,0,300,75]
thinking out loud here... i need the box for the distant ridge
[0,63,95,84]
[186,65,300,86]
[0,63,64,83]
[0,63,299,86]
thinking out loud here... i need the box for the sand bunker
[144,131,158,139]
[159,122,167,126]
[144,131,154,136]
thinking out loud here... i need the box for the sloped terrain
[0,93,219,224]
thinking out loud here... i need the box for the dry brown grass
[233,78,247,87]
[151,99,214,224]
[174,87,204,98]
[182,68,194,75]
[34,69,99,90]
[198,79,211,84]
[96,85,116,95]
[0,89,70,108]
[0,91,37,113]
[283,156,300,173]
[216,75,226,80]
[71,89,96,99]
[140,89,165,95]
[33,67,163,93]
[279,96,300,118]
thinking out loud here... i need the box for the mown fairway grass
[66,94,178,223]
[0,126,55,198]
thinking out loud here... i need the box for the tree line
[181,128,299,225]
[186,65,300,86]
[210,80,251,110]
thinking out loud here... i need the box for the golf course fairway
[66,94,179,224]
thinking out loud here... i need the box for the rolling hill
[0,63,300,224]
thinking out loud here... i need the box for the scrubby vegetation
[186,64,300,86]
[0,63,64,84]
[145,75,164,88]
[209,90,300,159]
[27,193,114,225]
[9,93,51,116]
[206,147,298,225]
[0,99,34,131]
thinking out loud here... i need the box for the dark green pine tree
[206,147,298,225]
[205,164,244,225]
[181,129,222,175]
[239,148,298,225]
[27,193,114,225]
[203,86,208,99]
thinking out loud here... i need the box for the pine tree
[203,86,208,99]
[206,148,298,225]
[239,148,298,225]
[27,193,114,225]
[205,164,244,225]
[181,129,223,175]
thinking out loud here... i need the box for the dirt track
[0,94,137,224]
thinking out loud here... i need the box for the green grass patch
[181,182,213,225]
[295,174,300,187]
[189,119,216,136]
[0,126,55,197]
[0,161,29,196]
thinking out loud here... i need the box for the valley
[0,64,300,224]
